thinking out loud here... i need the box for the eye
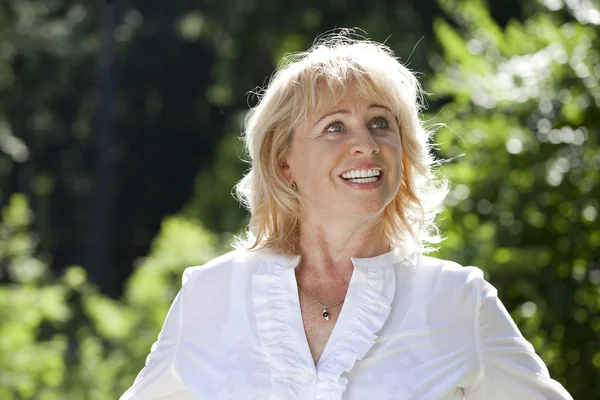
[325,120,344,133]
[370,117,390,130]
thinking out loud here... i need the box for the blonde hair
[234,30,449,255]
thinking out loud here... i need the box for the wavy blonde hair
[234,30,449,255]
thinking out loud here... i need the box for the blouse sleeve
[464,278,573,400]
[120,275,194,400]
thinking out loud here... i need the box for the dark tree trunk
[91,0,116,294]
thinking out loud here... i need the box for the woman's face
[283,89,403,223]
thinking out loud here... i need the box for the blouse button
[305,371,315,383]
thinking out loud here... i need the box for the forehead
[307,80,393,121]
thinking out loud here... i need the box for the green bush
[429,0,599,397]
[0,195,228,399]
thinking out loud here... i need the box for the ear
[281,159,293,184]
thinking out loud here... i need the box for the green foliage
[0,195,227,398]
[429,0,599,397]
[0,195,68,399]
[183,116,250,234]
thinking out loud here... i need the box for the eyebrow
[312,104,393,127]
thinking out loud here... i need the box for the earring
[290,182,297,191]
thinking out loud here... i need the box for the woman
[121,32,573,399]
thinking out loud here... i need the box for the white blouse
[120,247,573,400]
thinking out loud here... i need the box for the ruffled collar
[251,244,420,400]
[255,239,421,269]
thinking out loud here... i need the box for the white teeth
[341,169,381,179]
[345,177,378,183]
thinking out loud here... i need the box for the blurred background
[0,0,598,398]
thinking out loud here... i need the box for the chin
[345,201,388,218]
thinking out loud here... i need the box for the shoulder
[416,254,487,294]
[413,254,490,319]
[181,248,265,287]
[173,249,269,317]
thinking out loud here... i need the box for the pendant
[322,309,330,320]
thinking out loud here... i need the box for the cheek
[293,155,327,188]
[380,138,402,162]
[378,132,402,150]
[297,144,342,178]
[381,142,403,184]
[390,134,403,152]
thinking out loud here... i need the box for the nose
[349,126,380,156]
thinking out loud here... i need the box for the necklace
[297,282,345,320]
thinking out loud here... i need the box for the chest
[298,289,346,365]
[179,313,474,400]
[179,258,476,399]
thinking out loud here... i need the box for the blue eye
[325,120,344,133]
[370,117,389,129]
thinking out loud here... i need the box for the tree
[429,0,599,396]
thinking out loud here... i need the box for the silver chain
[297,282,345,310]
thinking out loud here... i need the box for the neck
[296,213,390,283]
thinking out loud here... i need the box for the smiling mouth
[340,169,382,183]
